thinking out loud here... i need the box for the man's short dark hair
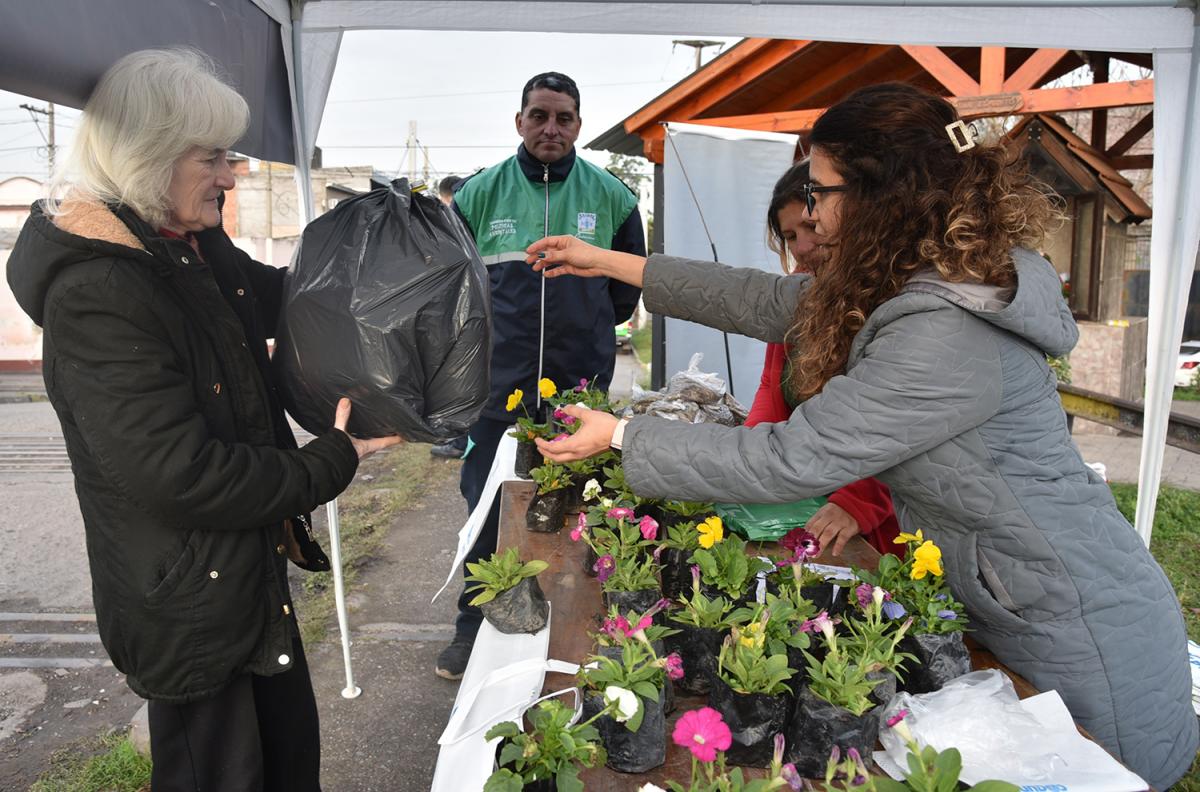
[521,72,580,114]
[438,175,460,197]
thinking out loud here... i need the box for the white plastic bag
[875,670,1147,792]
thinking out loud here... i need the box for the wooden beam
[1110,154,1153,170]
[687,107,828,134]
[1091,54,1110,152]
[901,45,980,96]
[624,38,814,135]
[1106,111,1153,158]
[768,43,893,111]
[980,47,1006,95]
[952,79,1154,119]
[1003,48,1070,92]
[643,136,664,164]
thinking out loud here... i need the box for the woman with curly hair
[525,83,1197,788]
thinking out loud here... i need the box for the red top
[745,342,901,553]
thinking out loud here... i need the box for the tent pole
[291,10,317,224]
[1135,21,1200,547]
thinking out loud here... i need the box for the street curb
[129,702,150,757]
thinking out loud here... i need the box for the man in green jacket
[436,72,645,679]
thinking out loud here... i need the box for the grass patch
[1110,483,1200,643]
[31,731,151,792]
[1174,387,1200,402]
[295,442,436,644]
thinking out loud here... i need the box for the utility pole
[672,40,724,72]
[20,102,55,178]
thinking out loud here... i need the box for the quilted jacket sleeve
[47,276,359,531]
[621,302,1005,503]
[641,254,810,345]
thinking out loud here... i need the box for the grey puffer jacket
[622,250,1198,789]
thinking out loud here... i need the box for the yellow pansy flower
[910,540,944,580]
[738,621,765,649]
[894,529,924,545]
[697,516,724,549]
[506,389,524,412]
[538,378,557,399]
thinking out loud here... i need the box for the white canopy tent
[4,0,1197,543]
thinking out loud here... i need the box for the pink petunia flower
[671,707,732,763]
[854,583,874,609]
[780,763,804,790]
[551,433,570,442]
[594,554,615,583]
[638,514,659,541]
[664,653,685,680]
[571,512,588,542]
[885,708,909,728]
[606,506,635,521]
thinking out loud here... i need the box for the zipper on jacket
[536,163,549,412]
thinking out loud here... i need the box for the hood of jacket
[901,247,1078,358]
[7,198,149,327]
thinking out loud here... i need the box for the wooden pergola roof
[589,39,1153,167]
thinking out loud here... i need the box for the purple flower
[934,593,948,601]
[854,583,874,609]
[606,506,635,521]
[780,527,820,559]
[570,512,588,542]
[937,609,958,620]
[594,554,615,583]
[574,378,589,392]
[639,514,659,541]
[881,600,907,620]
[779,763,803,790]
[664,653,684,680]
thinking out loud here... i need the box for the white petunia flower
[603,685,639,723]
[582,478,602,501]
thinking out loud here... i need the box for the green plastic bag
[714,498,828,542]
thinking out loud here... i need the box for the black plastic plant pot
[867,669,897,720]
[701,582,754,610]
[784,686,879,779]
[565,480,587,514]
[800,582,848,619]
[495,743,557,791]
[594,643,675,714]
[663,623,723,695]
[479,576,549,635]
[659,548,692,602]
[602,587,662,617]
[582,688,667,774]
[526,488,570,533]
[514,441,540,480]
[898,632,971,693]
[707,672,793,767]
[784,644,815,687]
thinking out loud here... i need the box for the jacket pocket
[144,535,198,609]
[951,532,1030,634]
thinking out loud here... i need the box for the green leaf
[497,741,525,768]
[482,769,524,792]
[519,560,549,577]
[965,782,1020,792]
[932,745,962,782]
[872,779,914,792]
[483,722,520,741]
[625,698,645,733]
[556,765,584,792]
[632,681,659,702]
[468,589,498,606]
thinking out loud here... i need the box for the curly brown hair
[783,82,1060,402]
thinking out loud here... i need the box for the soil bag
[275,179,490,442]
[898,632,971,693]
[480,577,549,635]
[708,673,793,767]
[785,687,879,778]
[583,687,667,773]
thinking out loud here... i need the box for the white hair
[47,48,249,229]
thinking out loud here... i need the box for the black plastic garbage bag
[274,179,490,442]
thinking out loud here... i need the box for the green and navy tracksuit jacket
[453,145,645,421]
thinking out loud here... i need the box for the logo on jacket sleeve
[576,212,597,239]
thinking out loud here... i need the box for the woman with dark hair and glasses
[751,161,900,555]
[523,83,1197,788]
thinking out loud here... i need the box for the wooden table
[494,480,1121,788]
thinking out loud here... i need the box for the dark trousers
[147,638,320,792]
[454,416,513,640]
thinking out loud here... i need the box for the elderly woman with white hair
[7,48,399,791]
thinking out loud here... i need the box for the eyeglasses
[802,181,850,216]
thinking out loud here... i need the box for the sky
[0,30,741,185]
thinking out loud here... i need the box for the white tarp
[661,122,799,402]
